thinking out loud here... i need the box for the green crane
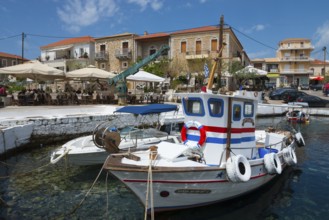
[108,44,170,105]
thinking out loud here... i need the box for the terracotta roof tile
[171,26,220,35]
[0,51,28,60]
[135,33,169,40]
[40,36,95,49]
[311,59,329,65]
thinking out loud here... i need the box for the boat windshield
[121,127,169,140]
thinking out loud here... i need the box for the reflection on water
[1,117,329,219]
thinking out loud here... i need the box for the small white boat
[103,90,305,212]
[286,103,310,124]
[50,104,181,166]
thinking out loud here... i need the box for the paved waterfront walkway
[1,89,328,122]
[0,104,121,121]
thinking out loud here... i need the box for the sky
[1,0,329,61]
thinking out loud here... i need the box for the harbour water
[1,116,329,219]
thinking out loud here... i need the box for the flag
[204,62,209,78]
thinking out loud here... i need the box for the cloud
[57,0,118,33]
[199,0,207,3]
[314,21,329,49]
[127,0,163,11]
[242,24,267,34]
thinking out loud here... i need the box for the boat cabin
[180,91,259,166]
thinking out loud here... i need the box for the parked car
[309,84,324,91]
[269,88,297,100]
[296,95,329,107]
[300,84,310,90]
[265,82,276,90]
[282,91,309,103]
[323,83,329,96]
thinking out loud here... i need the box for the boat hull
[108,156,286,212]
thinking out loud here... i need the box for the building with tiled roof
[310,59,329,77]
[252,38,316,87]
[0,52,29,67]
[40,36,95,73]
[40,36,95,50]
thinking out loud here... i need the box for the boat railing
[216,140,287,165]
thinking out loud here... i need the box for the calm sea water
[1,116,329,220]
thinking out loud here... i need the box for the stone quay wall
[0,113,161,155]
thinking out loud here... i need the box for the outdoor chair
[50,93,59,105]
[11,93,20,105]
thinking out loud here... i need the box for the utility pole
[22,32,25,64]
[323,46,327,76]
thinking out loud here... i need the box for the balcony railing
[185,50,210,59]
[280,56,311,61]
[279,45,314,50]
[115,49,132,60]
[269,68,279,73]
[95,51,108,61]
[280,69,313,74]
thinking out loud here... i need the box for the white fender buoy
[264,152,282,174]
[226,155,251,182]
[282,147,297,165]
[295,132,305,147]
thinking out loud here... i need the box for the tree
[226,61,259,89]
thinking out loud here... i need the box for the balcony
[269,68,279,73]
[280,56,311,62]
[115,49,132,60]
[279,45,314,50]
[185,50,210,60]
[280,69,313,75]
[95,51,108,61]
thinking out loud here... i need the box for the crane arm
[108,45,170,85]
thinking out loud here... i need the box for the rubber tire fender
[226,155,251,183]
[264,152,282,174]
[282,147,297,166]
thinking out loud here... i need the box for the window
[122,61,128,69]
[149,46,156,55]
[122,42,129,54]
[183,97,205,116]
[196,40,201,55]
[233,104,241,121]
[211,39,217,51]
[12,60,17,66]
[100,44,106,52]
[100,63,106,69]
[80,48,84,57]
[2,59,7,67]
[208,98,224,117]
[244,102,254,117]
[181,41,186,53]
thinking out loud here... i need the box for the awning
[47,45,73,52]
[309,76,324,80]
[267,73,280,78]
[115,104,178,115]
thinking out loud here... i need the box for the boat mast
[206,15,225,92]
[225,97,232,160]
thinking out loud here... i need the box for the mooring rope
[144,152,157,220]
[65,157,108,217]
[105,171,110,219]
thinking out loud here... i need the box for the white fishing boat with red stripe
[103,90,304,213]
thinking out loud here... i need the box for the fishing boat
[103,90,305,212]
[286,102,310,124]
[50,104,181,166]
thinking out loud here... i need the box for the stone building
[93,25,249,91]
[94,33,137,73]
